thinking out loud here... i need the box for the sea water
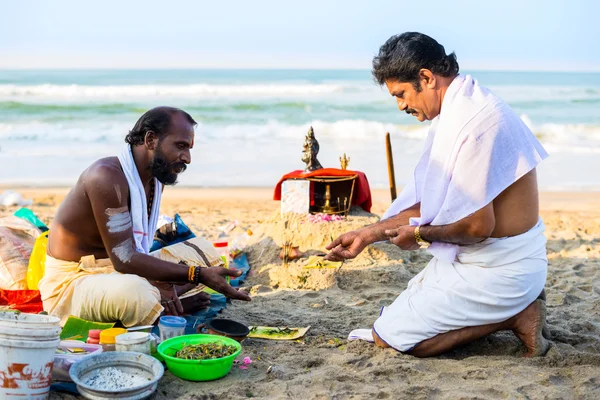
[0,69,598,190]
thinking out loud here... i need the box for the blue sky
[1,0,598,71]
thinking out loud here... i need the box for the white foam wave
[520,114,600,151]
[0,83,364,99]
[1,118,599,188]
[0,119,429,144]
[489,85,600,103]
[1,118,598,155]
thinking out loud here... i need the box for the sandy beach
[2,186,599,399]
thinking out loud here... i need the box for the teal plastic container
[157,334,242,381]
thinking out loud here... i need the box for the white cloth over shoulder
[372,219,548,352]
[117,144,163,254]
[383,74,548,263]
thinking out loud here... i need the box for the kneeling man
[326,33,548,357]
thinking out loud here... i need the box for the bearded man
[39,106,250,327]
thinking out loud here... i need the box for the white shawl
[117,144,163,254]
[383,74,548,262]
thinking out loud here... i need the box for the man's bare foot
[509,299,550,357]
[372,329,390,348]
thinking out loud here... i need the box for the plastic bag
[0,216,41,290]
[230,229,253,259]
[26,230,49,290]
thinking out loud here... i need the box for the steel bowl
[69,351,164,400]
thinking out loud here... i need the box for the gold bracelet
[414,226,431,248]
[188,265,194,282]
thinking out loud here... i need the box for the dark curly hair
[372,32,459,91]
[125,106,197,146]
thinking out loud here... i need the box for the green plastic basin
[157,334,242,381]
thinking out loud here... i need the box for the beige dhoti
[38,237,223,327]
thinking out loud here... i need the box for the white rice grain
[83,366,150,390]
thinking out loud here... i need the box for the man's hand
[153,281,184,316]
[200,267,251,301]
[180,291,211,314]
[324,229,371,261]
[385,225,420,250]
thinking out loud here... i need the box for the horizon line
[1,66,600,73]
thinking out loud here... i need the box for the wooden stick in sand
[385,132,397,202]
[335,260,345,275]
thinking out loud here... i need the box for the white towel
[383,74,548,263]
[117,144,163,254]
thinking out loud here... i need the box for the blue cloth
[50,382,79,395]
[229,253,250,287]
[150,213,196,252]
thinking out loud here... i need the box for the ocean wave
[2,83,597,102]
[489,85,600,103]
[0,119,427,143]
[0,100,393,123]
[0,101,148,114]
[1,117,599,150]
[0,83,366,99]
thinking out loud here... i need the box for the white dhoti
[364,74,550,351]
[372,219,547,352]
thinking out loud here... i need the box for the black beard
[150,147,187,186]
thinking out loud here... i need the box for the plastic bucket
[0,311,61,340]
[0,312,61,399]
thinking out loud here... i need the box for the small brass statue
[301,126,323,172]
[339,153,350,170]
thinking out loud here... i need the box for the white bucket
[0,312,61,400]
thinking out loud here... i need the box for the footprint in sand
[365,293,397,301]
[302,358,325,368]
[463,369,490,380]
[301,292,321,299]
[547,374,570,386]
[573,265,596,279]
[577,284,593,293]
[549,292,580,306]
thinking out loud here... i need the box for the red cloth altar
[273,168,372,212]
